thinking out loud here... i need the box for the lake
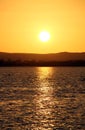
[0,67,85,130]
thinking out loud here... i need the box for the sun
[39,31,50,42]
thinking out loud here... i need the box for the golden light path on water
[0,67,85,129]
[33,67,56,129]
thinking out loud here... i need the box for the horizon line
[0,51,85,55]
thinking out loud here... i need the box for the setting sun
[0,0,85,53]
[39,31,50,42]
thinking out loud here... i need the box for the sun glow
[39,31,50,42]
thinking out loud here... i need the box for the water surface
[0,67,85,130]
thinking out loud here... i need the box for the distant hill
[0,52,85,61]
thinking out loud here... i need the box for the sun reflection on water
[33,67,55,129]
[37,67,53,78]
[0,67,84,129]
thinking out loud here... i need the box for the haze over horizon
[0,0,85,53]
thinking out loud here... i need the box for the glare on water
[0,67,85,130]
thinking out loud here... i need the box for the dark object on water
[81,78,85,81]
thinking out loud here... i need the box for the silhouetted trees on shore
[0,59,85,66]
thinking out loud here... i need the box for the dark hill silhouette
[0,52,85,61]
[0,52,85,66]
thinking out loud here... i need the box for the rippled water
[0,67,85,130]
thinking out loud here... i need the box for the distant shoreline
[0,60,85,67]
[0,52,85,66]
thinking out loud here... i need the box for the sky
[0,0,85,53]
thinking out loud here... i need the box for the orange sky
[0,0,85,53]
